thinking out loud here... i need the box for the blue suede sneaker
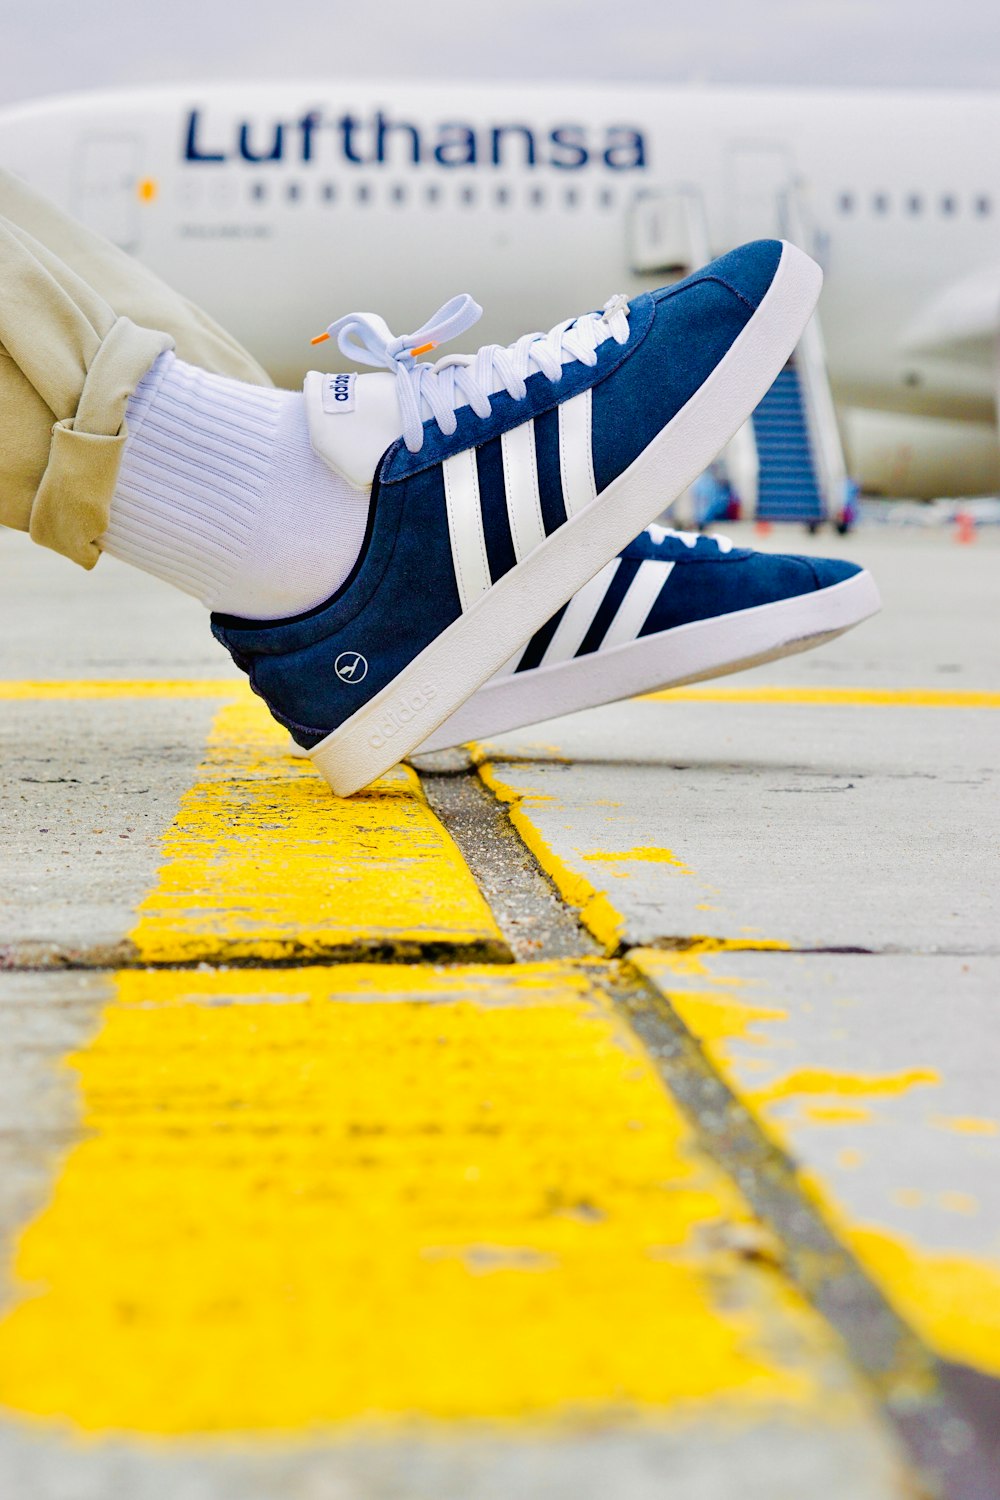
[417,525,880,750]
[212,239,821,795]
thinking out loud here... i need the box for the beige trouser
[0,168,272,568]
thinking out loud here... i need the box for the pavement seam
[438,756,1000,1500]
[610,963,1000,1500]
[0,939,511,973]
[418,758,604,964]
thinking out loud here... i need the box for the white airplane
[1,81,997,500]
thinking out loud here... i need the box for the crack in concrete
[0,936,513,972]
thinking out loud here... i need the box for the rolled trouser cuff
[29,315,172,567]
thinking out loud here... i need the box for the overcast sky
[2,0,1000,107]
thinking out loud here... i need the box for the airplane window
[598,187,615,210]
[286,182,301,202]
[873,193,889,214]
[355,182,371,204]
[906,194,923,214]
[390,184,406,205]
[495,185,510,207]
[529,185,546,208]
[250,181,267,202]
[564,186,579,208]
[941,194,957,215]
[837,192,854,213]
[322,183,336,203]
[975,195,992,216]
[425,182,442,205]
[460,184,476,206]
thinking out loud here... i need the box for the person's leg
[0,169,828,794]
[0,208,172,566]
[0,172,370,610]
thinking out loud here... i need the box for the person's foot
[213,239,821,796]
[416,524,881,751]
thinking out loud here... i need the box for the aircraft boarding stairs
[752,360,825,526]
[631,186,858,531]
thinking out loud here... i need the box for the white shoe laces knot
[317,292,631,454]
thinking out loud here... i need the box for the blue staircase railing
[751,361,825,524]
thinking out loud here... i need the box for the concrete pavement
[1,521,998,1498]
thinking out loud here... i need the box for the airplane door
[72,135,142,252]
[628,186,710,279]
[728,145,793,244]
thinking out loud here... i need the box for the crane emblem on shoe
[334,651,369,683]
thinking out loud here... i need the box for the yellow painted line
[828,1221,1000,1377]
[0,679,244,700]
[641,686,1000,708]
[803,1104,874,1126]
[0,690,901,1440]
[582,845,694,873]
[631,947,1000,1379]
[477,759,624,952]
[932,1115,999,1137]
[5,681,997,708]
[131,695,506,963]
[749,1068,940,1108]
[0,961,856,1434]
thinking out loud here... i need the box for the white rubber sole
[311,242,823,796]
[416,569,881,751]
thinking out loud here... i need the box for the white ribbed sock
[100,351,371,619]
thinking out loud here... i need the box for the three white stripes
[599,560,674,653]
[532,558,674,669]
[442,389,671,671]
[442,389,596,613]
[496,557,673,677]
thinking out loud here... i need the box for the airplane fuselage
[1,82,997,494]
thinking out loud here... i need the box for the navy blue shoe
[213,240,821,795]
[418,525,880,750]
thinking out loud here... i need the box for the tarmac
[0,520,998,1500]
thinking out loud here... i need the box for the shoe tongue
[304,370,404,489]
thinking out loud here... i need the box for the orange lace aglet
[409,341,437,357]
[310,332,331,346]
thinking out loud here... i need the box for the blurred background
[3,0,1000,526]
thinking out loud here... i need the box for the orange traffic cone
[955,510,976,544]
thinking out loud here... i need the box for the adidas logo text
[369,682,438,748]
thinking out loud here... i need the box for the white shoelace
[646,522,733,553]
[316,293,631,453]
